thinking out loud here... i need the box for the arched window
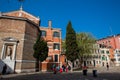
[102,55,106,60]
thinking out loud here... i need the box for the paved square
[1,67,120,80]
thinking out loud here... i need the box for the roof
[97,34,120,41]
[40,26,61,31]
[2,7,40,25]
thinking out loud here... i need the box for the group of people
[52,64,71,74]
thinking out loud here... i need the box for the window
[118,50,120,53]
[90,61,91,64]
[106,51,109,54]
[41,30,46,37]
[76,61,78,65]
[53,31,60,37]
[96,61,98,64]
[53,43,60,50]
[54,55,58,62]
[118,58,120,61]
[87,61,89,64]
[99,61,101,64]
[99,55,101,59]
[98,50,100,54]
[102,56,106,60]
[101,50,104,54]
[106,41,107,44]
[96,55,98,58]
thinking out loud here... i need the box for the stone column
[1,44,4,59]
[1,44,6,59]
[12,43,17,60]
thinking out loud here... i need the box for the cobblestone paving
[1,67,120,80]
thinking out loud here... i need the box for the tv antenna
[109,26,113,36]
[18,0,25,6]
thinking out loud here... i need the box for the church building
[0,7,63,73]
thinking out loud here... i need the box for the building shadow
[2,72,120,80]
[0,59,13,74]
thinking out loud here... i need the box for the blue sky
[0,0,120,39]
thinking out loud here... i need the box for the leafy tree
[65,21,79,62]
[33,32,48,71]
[76,32,96,66]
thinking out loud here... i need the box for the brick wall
[0,16,39,73]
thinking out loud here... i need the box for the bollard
[83,70,87,76]
[54,70,57,74]
[53,68,57,74]
[93,70,97,77]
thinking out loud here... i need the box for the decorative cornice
[2,37,19,42]
[2,10,40,20]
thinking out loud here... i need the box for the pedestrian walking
[66,65,68,72]
[83,66,88,76]
[62,65,65,72]
[106,63,109,70]
[52,64,57,74]
[59,68,63,73]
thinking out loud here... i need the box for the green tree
[76,32,96,66]
[33,32,48,71]
[65,21,79,62]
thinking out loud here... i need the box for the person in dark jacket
[2,64,7,75]
[106,63,109,70]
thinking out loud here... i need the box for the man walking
[106,63,109,70]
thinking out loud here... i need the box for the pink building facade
[97,34,120,66]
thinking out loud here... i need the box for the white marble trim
[15,69,35,73]
[16,60,36,63]
[41,62,62,63]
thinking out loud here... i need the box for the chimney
[0,12,2,16]
[48,20,52,28]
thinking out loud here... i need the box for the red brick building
[40,21,62,71]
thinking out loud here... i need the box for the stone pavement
[1,66,120,80]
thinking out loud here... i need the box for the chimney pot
[48,20,52,28]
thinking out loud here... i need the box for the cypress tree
[65,21,78,62]
[33,32,48,71]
